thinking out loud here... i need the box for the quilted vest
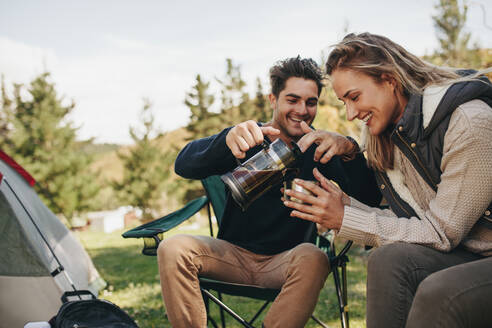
[375,76,492,229]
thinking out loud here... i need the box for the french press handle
[234,140,270,166]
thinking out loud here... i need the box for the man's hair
[269,56,324,97]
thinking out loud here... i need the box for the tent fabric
[0,276,62,326]
[0,191,48,276]
[0,151,105,328]
[0,150,35,186]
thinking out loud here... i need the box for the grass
[76,226,370,328]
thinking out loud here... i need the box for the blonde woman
[286,33,492,327]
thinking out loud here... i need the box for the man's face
[269,77,319,142]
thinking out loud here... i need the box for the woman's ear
[381,73,396,86]
[381,73,401,93]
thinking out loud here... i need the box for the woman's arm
[286,101,492,251]
[341,101,492,250]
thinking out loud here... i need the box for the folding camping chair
[123,175,351,328]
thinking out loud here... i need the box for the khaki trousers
[157,234,330,328]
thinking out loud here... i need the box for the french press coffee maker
[221,138,302,210]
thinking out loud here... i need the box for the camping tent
[0,150,106,328]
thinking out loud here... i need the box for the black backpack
[50,290,139,328]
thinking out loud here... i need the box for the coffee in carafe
[221,138,302,210]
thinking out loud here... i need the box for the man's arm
[175,121,281,180]
[175,127,236,179]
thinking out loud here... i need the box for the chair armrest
[122,196,209,239]
[122,196,209,256]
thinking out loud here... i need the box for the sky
[1,0,491,144]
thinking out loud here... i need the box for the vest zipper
[378,171,412,217]
[395,130,437,189]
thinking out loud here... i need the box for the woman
[284,32,492,328]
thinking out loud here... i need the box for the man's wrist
[341,136,360,161]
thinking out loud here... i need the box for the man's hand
[296,121,357,163]
[226,120,280,159]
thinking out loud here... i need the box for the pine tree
[253,77,271,123]
[0,72,100,225]
[112,99,172,222]
[184,74,218,140]
[431,0,481,67]
[217,58,249,127]
[0,76,13,143]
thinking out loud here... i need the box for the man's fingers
[296,122,317,153]
[249,123,265,144]
[297,133,318,153]
[314,142,332,162]
[237,137,251,152]
[241,132,257,148]
[260,126,280,137]
[230,143,246,158]
[319,149,336,164]
[300,121,313,134]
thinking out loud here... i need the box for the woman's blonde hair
[325,32,460,171]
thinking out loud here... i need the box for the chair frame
[123,177,351,328]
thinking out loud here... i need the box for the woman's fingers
[289,179,325,197]
[284,188,318,207]
[313,168,339,192]
[284,198,319,216]
[289,209,320,223]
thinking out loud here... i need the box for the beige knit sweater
[339,97,492,256]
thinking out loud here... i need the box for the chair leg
[341,263,349,328]
[202,288,219,328]
[218,292,226,328]
[311,314,330,328]
[248,300,270,325]
[201,288,255,328]
[332,264,349,328]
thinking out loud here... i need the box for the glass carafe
[221,138,301,210]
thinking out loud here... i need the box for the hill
[90,127,191,182]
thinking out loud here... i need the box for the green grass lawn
[76,226,369,328]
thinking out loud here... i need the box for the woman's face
[331,68,406,136]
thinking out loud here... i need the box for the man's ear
[268,93,277,108]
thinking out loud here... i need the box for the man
[157,57,380,328]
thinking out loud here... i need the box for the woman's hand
[283,168,350,230]
[297,121,357,163]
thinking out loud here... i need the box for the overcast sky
[1,0,491,144]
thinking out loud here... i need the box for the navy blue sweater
[175,126,381,255]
